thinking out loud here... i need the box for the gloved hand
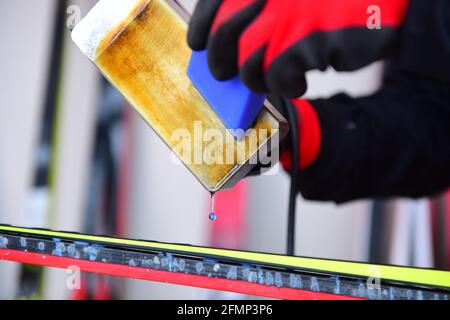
[248,96,322,177]
[188,0,409,98]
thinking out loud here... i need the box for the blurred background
[0,0,448,300]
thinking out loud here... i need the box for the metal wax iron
[71,0,288,192]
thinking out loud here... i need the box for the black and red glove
[188,0,409,98]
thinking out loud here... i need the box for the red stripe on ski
[0,248,361,300]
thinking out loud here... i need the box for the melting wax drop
[209,193,217,221]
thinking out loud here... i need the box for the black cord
[284,99,300,256]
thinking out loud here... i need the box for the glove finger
[238,3,274,93]
[266,28,400,96]
[240,45,269,93]
[187,0,223,51]
[266,54,309,98]
[207,0,266,81]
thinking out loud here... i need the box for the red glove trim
[281,99,321,170]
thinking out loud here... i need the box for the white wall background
[0,0,56,299]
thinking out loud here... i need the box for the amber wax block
[72,0,287,192]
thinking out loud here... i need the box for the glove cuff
[280,99,321,169]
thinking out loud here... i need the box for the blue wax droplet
[209,212,217,221]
